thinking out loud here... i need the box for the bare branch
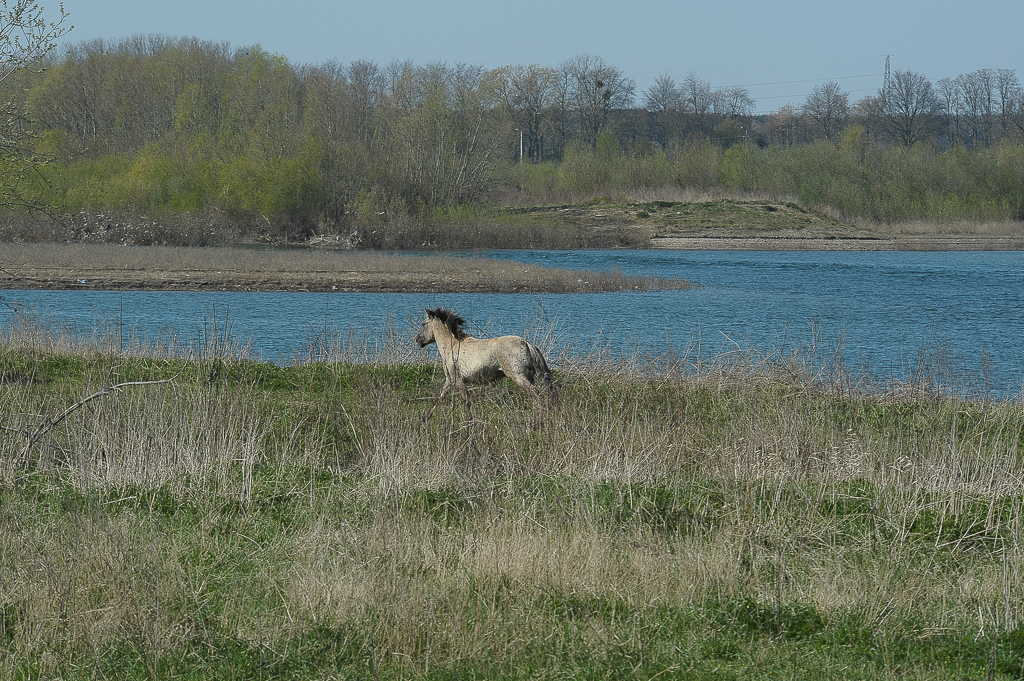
[19,374,179,465]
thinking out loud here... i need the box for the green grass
[1,335,1023,679]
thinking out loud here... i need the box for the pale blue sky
[62,0,1024,113]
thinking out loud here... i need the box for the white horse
[415,307,555,420]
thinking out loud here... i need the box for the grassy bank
[0,204,655,250]
[6,192,1021,254]
[1,318,1023,679]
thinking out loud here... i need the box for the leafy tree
[0,0,68,84]
[9,34,1024,233]
[0,0,70,209]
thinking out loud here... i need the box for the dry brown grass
[0,242,692,293]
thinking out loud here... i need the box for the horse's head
[416,310,437,347]
[417,308,466,347]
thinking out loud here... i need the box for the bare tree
[713,85,755,118]
[995,69,1022,140]
[956,69,996,146]
[560,54,635,146]
[488,63,559,161]
[851,94,887,145]
[1006,87,1024,140]
[935,77,962,147]
[643,73,681,114]
[880,69,941,147]
[802,81,849,143]
[762,104,801,147]
[643,73,685,146]
[344,59,383,148]
[380,62,509,207]
[680,72,715,136]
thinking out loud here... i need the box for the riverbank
[2,236,1020,295]
[652,235,1024,250]
[0,243,691,293]
[2,200,1021,293]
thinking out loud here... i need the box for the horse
[415,307,555,420]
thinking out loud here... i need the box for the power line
[750,87,878,115]
[886,53,992,70]
[731,73,881,89]
[631,54,888,76]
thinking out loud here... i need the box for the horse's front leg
[424,378,454,422]
[455,375,474,421]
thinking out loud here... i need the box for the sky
[61,0,1024,114]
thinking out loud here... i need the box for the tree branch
[19,374,179,466]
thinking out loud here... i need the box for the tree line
[6,35,1024,236]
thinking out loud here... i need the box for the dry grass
[866,219,1024,237]
[0,242,692,293]
[1,316,1022,677]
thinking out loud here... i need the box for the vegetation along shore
[1,34,1022,251]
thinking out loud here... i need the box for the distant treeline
[8,36,1024,237]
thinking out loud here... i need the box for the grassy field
[1,314,1023,679]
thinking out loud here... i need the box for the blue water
[2,249,1022,396]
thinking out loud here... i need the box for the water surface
[3,249,1021,396]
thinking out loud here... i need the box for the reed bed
[1,313,1022,679]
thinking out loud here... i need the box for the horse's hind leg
[508,374,550,427]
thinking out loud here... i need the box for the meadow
[1,312,1022,679]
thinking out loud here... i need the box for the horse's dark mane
[427,307,468,340]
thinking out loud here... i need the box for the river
[3,249,1022,398]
